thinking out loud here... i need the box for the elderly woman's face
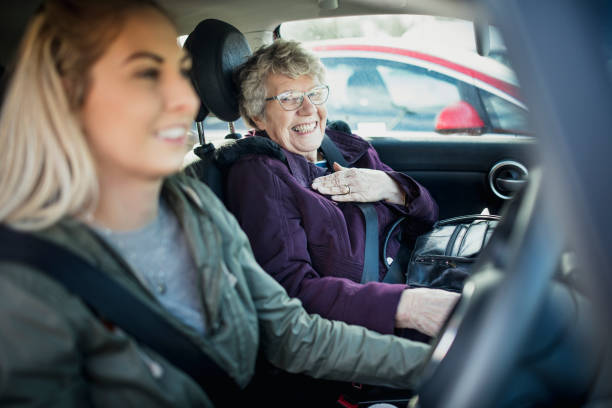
[80,8,199,182]
[254,74,327,161]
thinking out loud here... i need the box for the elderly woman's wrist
[395,289,416,328]
[383,174,406,205]
[385,192,405,206]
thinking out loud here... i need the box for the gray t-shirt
[92,199,206,335]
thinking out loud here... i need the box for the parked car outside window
[307,39,529,138]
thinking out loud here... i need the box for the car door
[316,49,536,219]
[370,134,536,219]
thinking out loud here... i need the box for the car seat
[182,19,252,201]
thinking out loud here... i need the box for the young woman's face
[80,8,199,182]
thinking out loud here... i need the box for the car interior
[1,0,611,407]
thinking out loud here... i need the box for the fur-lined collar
[214,135,286,168]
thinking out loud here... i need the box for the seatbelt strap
[319,133,347,168]
[356,203,380,283]
[319,134,379,283]
[0,225,240,405]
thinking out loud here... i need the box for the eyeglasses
[265,85,329,111]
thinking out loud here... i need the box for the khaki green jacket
[0,174,430,407]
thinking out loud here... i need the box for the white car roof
[303,38,519,87]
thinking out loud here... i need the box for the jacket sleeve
[0,262,212,408]
[226,157,405,334]
[356,144,439,237]
[0,264,93,407]
[218,205,431,389]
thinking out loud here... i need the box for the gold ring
[345,184,351,194]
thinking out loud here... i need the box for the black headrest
[184,19,252,123]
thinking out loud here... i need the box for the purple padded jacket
[225,129,438,334]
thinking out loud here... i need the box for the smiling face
[253,74,327,162]
[80,8,199,183]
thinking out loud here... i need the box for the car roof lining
[0,0,481,66]
[164,0,480,35]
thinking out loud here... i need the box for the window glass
[281,15,528,138]
[182,15,528,144]
[323,57,462,134]
[201,116,248,142]
[281,15,476,49]
[184,116,248,167]
[480,91,530,134]
[281,15,509,66]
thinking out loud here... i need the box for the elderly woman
[0,2,436,406]
[227,40,459,338]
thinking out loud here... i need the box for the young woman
[0,1,434,406]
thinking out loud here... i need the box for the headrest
[184,19,252,123]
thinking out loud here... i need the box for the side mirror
[435,101,485,135]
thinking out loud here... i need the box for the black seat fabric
[183,19,252,200]
[183,19,251,122]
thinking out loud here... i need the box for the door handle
[489,160,529,200]
[496,177,527,192]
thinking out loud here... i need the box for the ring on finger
[345,184,351,195]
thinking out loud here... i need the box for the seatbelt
[381,217,408,284]
[186,142,226,202]
[319,134,379,283]
[0,225,240,406]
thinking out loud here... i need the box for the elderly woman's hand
[311,162,405,204]
[395,288,461,337]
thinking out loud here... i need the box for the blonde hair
[235,40,326,129]
[0,0,166,231]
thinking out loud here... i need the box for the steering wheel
[415,169,565,408]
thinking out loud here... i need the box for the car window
[323,57,462,134]
[182,15,531,144]
[282,15,530,138]
[202,115,248,142]
[479,90,530,134]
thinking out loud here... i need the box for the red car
[306,38,528,137]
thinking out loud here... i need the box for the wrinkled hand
[311,162,405,204]
[395,288,460,337]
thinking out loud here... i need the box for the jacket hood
[214,127,370,169]
[214,134,286,168]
